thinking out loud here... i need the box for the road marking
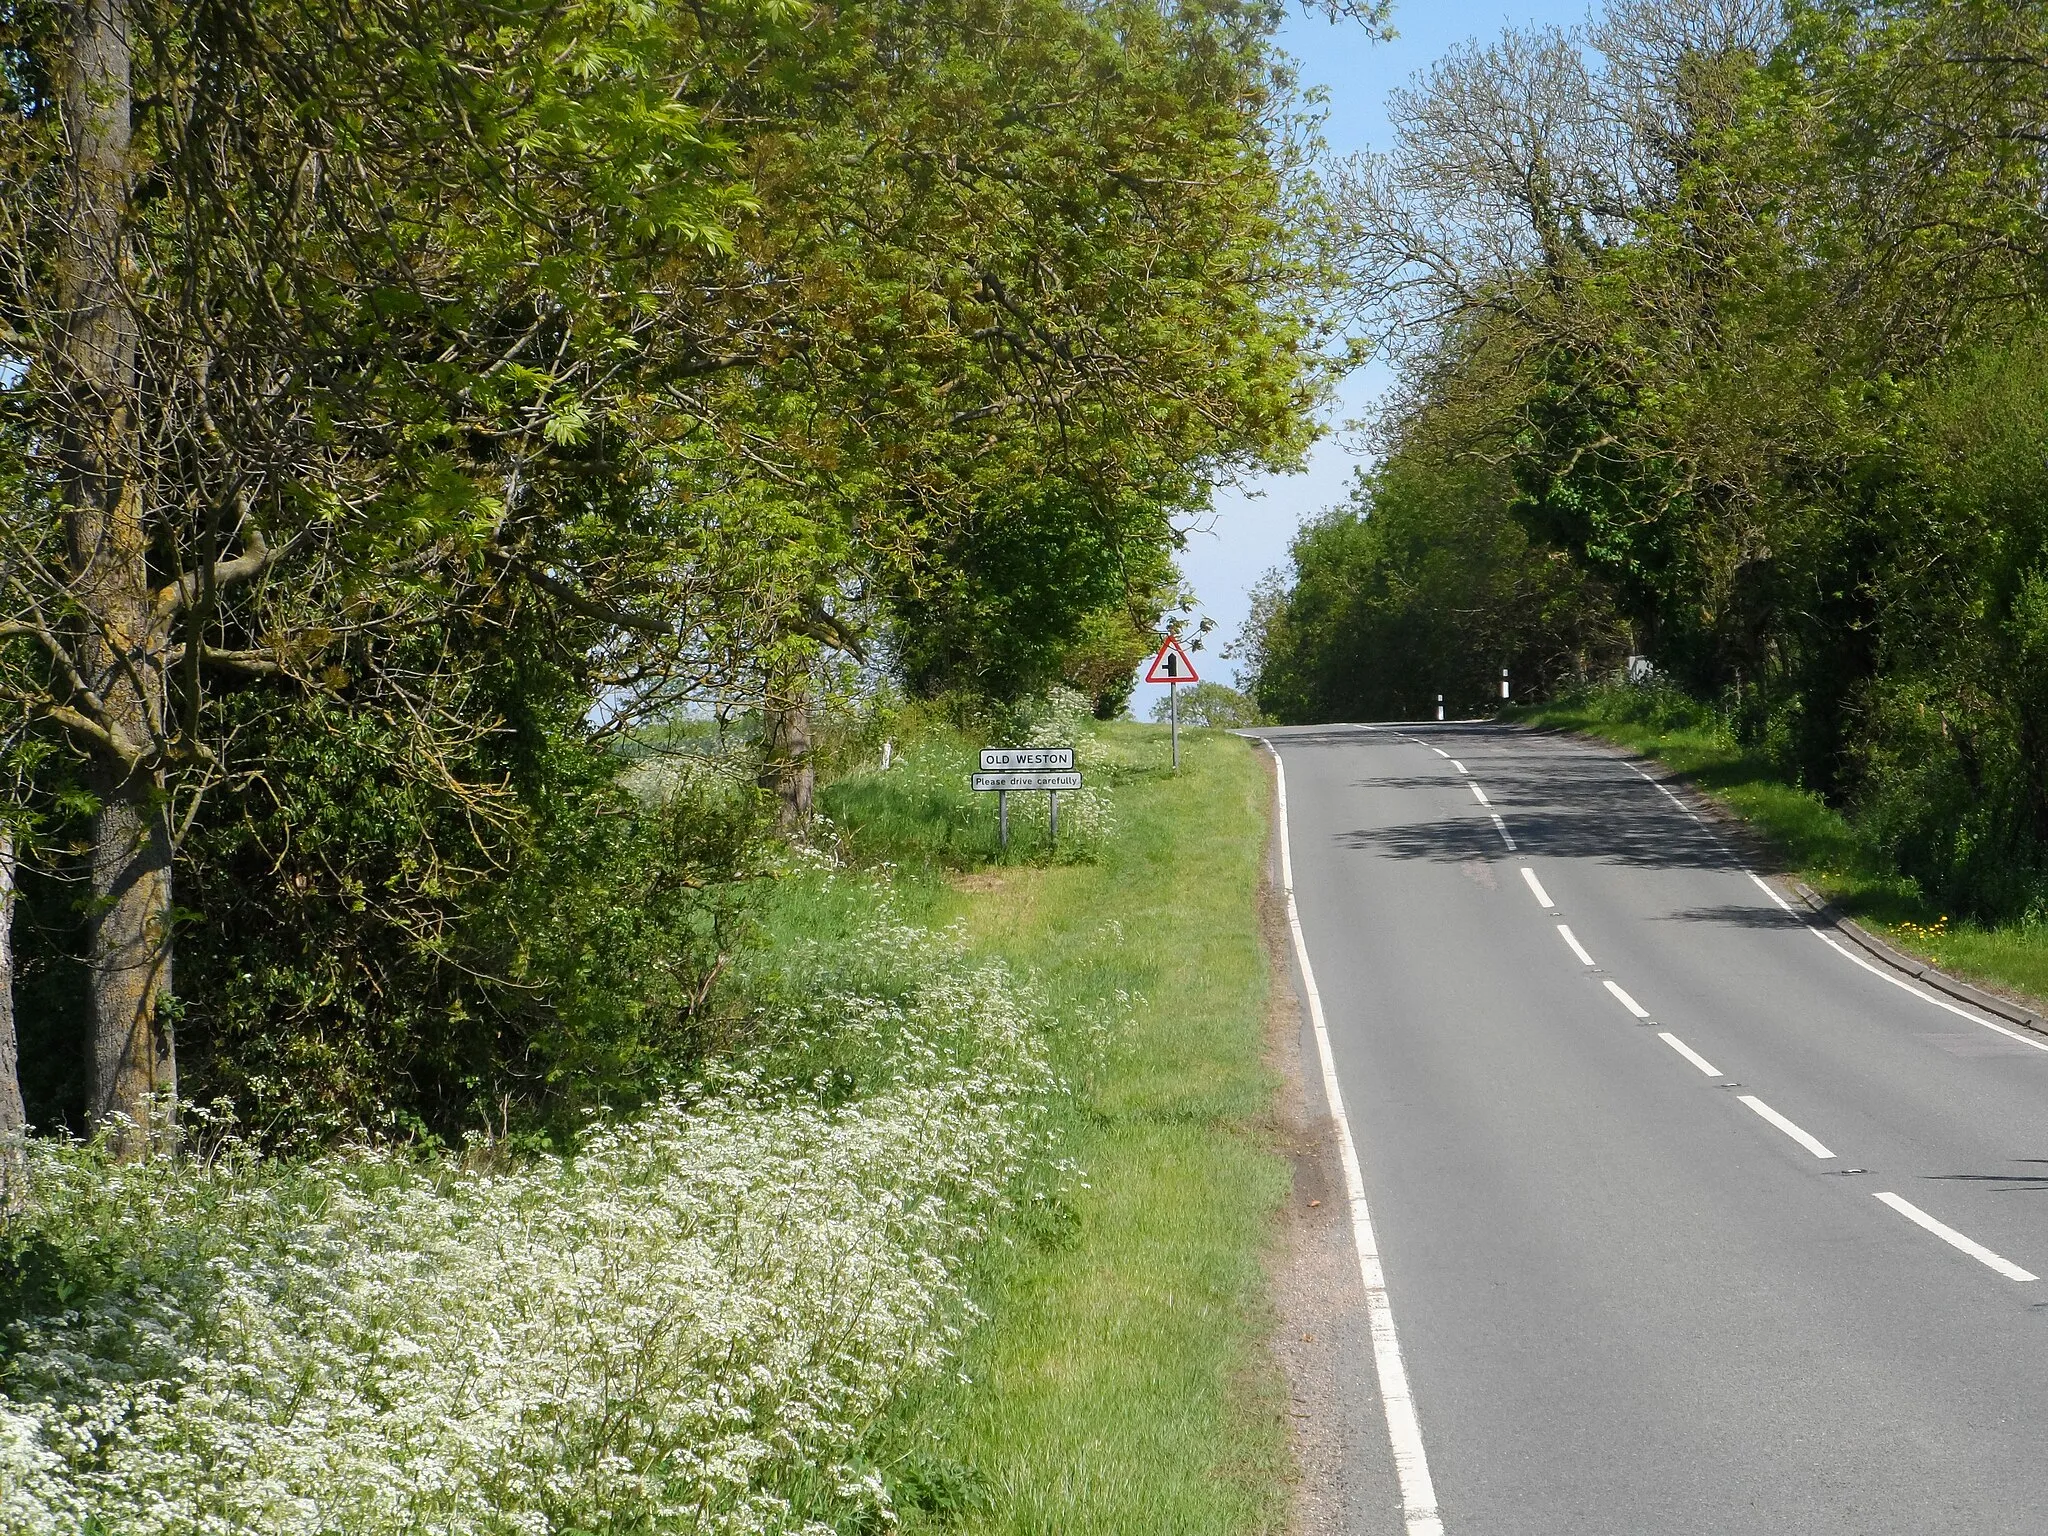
[1557,924,1595,965]
[1738,1095,1835,1158]
[1747,871,2048,1055]
[1265,744,1446,1536]
[1873,1192,2038,1281]
[1490,813,1517,850]
[1817,931,2048,1052]
[1520,867,1555,909]
[1748,872,1795,913]
[1469,783,1490,805]
[1448,759,1467,774]
[1603,979,1650,1018]
[1658,1032,1722,1076]
[1431,747,1449,758]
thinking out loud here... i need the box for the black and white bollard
[1437,694,1445,721]
[1501,668,1510,701]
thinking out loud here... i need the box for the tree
[0,0,1354,1144]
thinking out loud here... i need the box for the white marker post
[1145,635,1200,773]
[1502,668,1510,701]
[1436,694,1445,721]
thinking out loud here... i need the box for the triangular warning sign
[1145,634,1200,685]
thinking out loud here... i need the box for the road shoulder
[1257,750,1402,1536]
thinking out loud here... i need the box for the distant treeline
[1240,0,2048,923]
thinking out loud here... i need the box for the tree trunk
[0,824,26,1207]
[56,0,176,1147]
[759,691,814,834]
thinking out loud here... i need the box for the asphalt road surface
[1257,721,2048,1536]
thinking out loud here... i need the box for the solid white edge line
[1737,1095,1836,1158]
[1489,814,1517,850]
[1603,978,1650,1018]
[1519,867,1555,909]
[1469,783,1490,805]
[1874,1192,2038,1282]
[1448,760,1467,774]
[1747,871,1796,913]
[1747,871,2048,1055]
[1817,932,2048,1052]
[1432,747,1449,758]
[1265,743,1446,1534]
[1557,924,1596,966]
[1658,1031,1722,1076]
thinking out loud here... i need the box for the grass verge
[1508,688,2048,1006]
[822,720,1292,1535]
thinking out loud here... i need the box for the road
[1258,722,2048,1535]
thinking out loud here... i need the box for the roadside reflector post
[1144,635,1200,773]
[881,740,893,771]
[1502,668,1510,701]
[1437,694,1445,721]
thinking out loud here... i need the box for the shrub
[0,916,1057,1535]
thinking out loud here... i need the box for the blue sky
[1128,0,1591,718]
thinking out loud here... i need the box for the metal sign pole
[1171,679,1180,771]
[998,789,1008,850]
[1049,790,1058,844]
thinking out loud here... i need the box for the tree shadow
[1655,904,1807,930]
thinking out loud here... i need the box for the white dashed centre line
[1658,1032,1723,1077]
[1738,1095,1836,1158]
[1431,747,1449,758]
[1557,925,1595,966]
[1603,979,1650,1019]
[1448,760,1468,774]
[1520,867,1555,909]
[1490,814,1517,850]
[1469,783,1491,806]
[1874,1192,2038,1282]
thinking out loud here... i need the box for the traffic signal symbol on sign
[1145,635,1199,684]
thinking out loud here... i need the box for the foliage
[1243,452,1627,722]
[0,912,1058,1535]
[1148,680,1267,728]
[1254,0,2048,923]
[820,692,1116,872]
[0,0,1350,1142]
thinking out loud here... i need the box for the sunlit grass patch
[883,723,1291,1536]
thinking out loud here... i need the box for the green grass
[824,720,1292,1534]
[1509,687,2048,1007]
